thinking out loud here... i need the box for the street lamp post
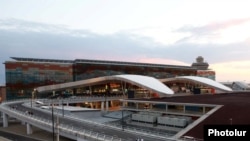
[31,89,35,108]
[105,84,108,113]
[30,94,33,108]
[56,110,60,141]
[122,109,124,131]
[62,98,64,117]
[52,101,55,141]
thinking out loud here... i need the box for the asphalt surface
[7,102,171,141]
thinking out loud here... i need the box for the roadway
[7,102,173,141]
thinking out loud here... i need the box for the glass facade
[5,61,73,100]
[5,57,198,100]
[73,60,197,81]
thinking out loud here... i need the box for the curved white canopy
[36,75,231,96]
[36,74,174,96]
[161,76,232,92]
[114,75,174,95]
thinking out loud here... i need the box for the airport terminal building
[2,57,238,141]
[4,56,215,100]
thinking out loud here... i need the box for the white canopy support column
[105,101,109,112]
[3,113,8,127]
[101,101,104,111]
[26,123,33,135]
[166,104,168,112]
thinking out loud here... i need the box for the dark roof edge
[10,57,197,70]
[11,57,74,64]
[75,59,196,70]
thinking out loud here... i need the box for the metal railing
[0,100,125,141]
[0,98,197,141]
[42,95,127,105]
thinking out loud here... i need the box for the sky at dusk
[0,0,250,85]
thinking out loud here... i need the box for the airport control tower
[191,56,209,70]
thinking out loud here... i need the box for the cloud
[176,18,250,44]
[1,19,249,63]
[211,60,250,82]
[0,19,180,61]
[177,18,250,34]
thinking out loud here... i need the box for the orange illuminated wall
[0,86,6,102]
[196,70,216,80]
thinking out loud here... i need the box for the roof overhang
[160,76,232,92]
[36,74,174,96]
